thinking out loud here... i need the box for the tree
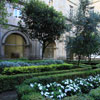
[66,0,100,65]
[67,33,100,65]
[0,0,19,58]
[19,0,67,58]
[0,0,18,25]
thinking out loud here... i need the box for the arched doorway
[44,42,56,59]
[4,34,26,58]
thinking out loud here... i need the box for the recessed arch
[2,30,30,58]
[2,30,30,45]
[44,42,57,59]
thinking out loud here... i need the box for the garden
[0,0,100,100]
[0,59,100,100]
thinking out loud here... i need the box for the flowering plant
[30,74,100,100]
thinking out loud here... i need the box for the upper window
[89,7,94,13]
[13,8,21,18]
[70,5,73,17]
[49,0,53,6]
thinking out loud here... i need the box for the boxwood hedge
[16,68,100,100]
[0,67,91,92]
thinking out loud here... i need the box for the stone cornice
[89,0,100,5]
[67,0,78,6]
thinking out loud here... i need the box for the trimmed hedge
[17,68,100,100]
[0,67,91,92]
[1,63,74,75]
[1,63,92,75]
[17,86,100,100]
[63,95,94,100]
[89,86,100,100]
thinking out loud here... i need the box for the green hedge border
[17,68,100,100]
[0,67,91,92]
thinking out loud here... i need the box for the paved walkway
[0,91,17,100]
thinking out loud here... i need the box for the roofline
[89,0,100,5]
[67,0,78,6]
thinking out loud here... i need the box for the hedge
[16,68,100,100]
[89,86,100,100]
[1,63,74,75]
[17,86,100,100]
[0,67,91,92]
[1,63,92,75]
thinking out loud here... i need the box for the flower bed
[29,74,100,99]
[17,68,100,100]
[0,67,92,92]
[0,60,64,67]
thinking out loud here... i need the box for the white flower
[49,95,53,98]
[47,84,50,88]
[41,91,44,95]
[59,89,62,92]
[38,83,41,87]
[39,86,43,90]
[51,92,54,94]
[57,95,61,99]
[61,93,64,97]
[30,83,34,88]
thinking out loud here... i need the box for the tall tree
[0,0,18,25]
[19,0,67,58]
[0,0,19,58]
[66,0,100,65]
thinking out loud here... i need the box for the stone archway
[44,42,56,59]
[2,31,30,58]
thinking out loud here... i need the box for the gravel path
[0,91,17,100]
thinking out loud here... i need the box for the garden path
[0,91,17,100]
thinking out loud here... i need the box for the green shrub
[63,95,94,100]
[0,67,91,92]
[89,87,100,100]
[2,63,74,75]
[16,69,100,99]
[21,93,45,100]
[79,64,91,68]
[96,64,100,68]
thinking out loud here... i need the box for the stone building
[0,0,99,59]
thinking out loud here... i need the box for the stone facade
[1,0,99,59]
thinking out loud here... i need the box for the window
[49,0,53,6]
[70,5,73,17]
[13,8,21,18]
[89,7,94,13]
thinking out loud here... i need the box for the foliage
[0,0,8,25]
[19,0,67,58]
[0,0,19,26]
[17,74,100,100]
[2,63,74,75]
[95,64,100,68]
[66,0,100,64]
[0,60,64,68]
[63,95,94,100]
[89,87,100,100]
[0,67,98,92]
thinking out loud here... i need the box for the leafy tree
[66,0,100,65]
[0,0,19,58]
[0,0,18,25]
[19,0,67,58]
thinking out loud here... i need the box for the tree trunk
[88,55,91,64]
[78,55,81,67]
[42,43,46,59]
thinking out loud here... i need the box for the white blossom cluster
[30,74,100,100]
